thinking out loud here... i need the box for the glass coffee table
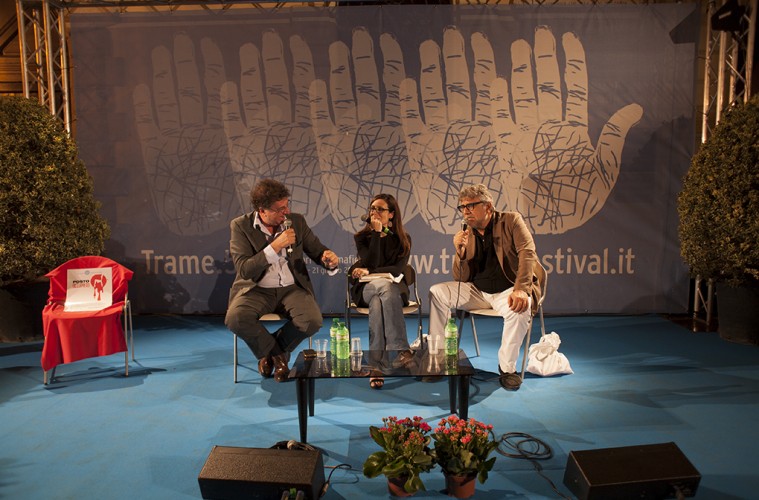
[288,349,475,443]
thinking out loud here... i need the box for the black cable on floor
[497,432,571,500]
[321,463,358,498]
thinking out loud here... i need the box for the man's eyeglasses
[265,204,289,214]
[369,206,389,213]
[456,201,484,213]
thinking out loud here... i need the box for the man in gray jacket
[428,184,543,391]
[225,179,339,382]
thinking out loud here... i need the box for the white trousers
[429,281,532,373]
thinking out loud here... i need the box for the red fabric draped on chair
[41,256,134,380]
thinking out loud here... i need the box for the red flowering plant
[362,415,435,494]
[431,415,499,483]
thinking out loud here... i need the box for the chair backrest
[402,264,416,287]
[45,256,134,305]
[534,259,548,310]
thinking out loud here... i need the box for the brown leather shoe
[258,355,273,378]
[272,352,291,382]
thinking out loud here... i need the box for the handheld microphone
[461,220,468,232]
[282,217,293,255]
[360,214,394,235]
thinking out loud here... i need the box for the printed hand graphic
[309,27,418,233]
[491,27,643,234]
[399,28,504,234]
[133,34,239,236]
[401,27,643,235]
[220,31,328,226]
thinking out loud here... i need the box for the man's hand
[321,250,339,269]
[270,229,295,254]
[508,289,530,313]
[453,229,469,257]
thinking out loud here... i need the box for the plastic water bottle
[444,318,458,356]
[329,317,339,355]
[336,322,350,360]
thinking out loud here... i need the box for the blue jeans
[362,279,410,351]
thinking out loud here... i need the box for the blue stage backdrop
[69,4,699,315]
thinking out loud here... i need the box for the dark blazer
[453,211,543,314]
[348,231,410,307]
[227,212,329,305]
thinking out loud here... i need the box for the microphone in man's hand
[360,214,394,235]
[459,220,468,249]
[282,217,293,255]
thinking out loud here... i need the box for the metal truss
[695,0,756,327]
[16,0,71,131]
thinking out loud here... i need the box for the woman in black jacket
[349,194,412,389]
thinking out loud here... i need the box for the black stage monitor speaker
[198,446,325,499]
[563,442,700,499]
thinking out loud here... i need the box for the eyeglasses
[369,206,389,213]
[265,204,289,214]
[456,201,484,213]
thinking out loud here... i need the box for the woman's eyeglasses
[369,206,389,213]
[456,201,483,213]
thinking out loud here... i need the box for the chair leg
[416,311,423,346]
[123,303,129,377]
[44,366,57,385]
[520,315,534,380]
[233,334,238,383]
[470,316,480,357]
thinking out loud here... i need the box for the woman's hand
[352,267,370,279]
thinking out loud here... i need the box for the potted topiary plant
[0,96,110,342]
[677,95,759,345]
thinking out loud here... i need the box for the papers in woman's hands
[359,273,403,283]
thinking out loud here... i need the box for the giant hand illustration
[309,28,418,233]
[491,27,643,234]
[220,31,328,225]
[399,28,504,234]
[133,34,239,236]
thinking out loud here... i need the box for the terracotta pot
[387,476,413,497]
[445,472,477,498]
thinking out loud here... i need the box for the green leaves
[678,96,759,286]
[0,96,110,285]
[362,417,434,494]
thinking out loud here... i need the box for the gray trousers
[225,285,322,359]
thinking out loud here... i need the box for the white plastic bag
[526,332,573,376]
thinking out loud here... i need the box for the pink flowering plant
[362,416,435,494]
[431,415,499,483]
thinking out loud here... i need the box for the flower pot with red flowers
[431,415,499,498]
[362,416,435,496]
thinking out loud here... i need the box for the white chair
[234,313,312,383]
[456,261,547,380]
[345,264,424,346]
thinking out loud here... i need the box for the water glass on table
[314,339,328,358]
